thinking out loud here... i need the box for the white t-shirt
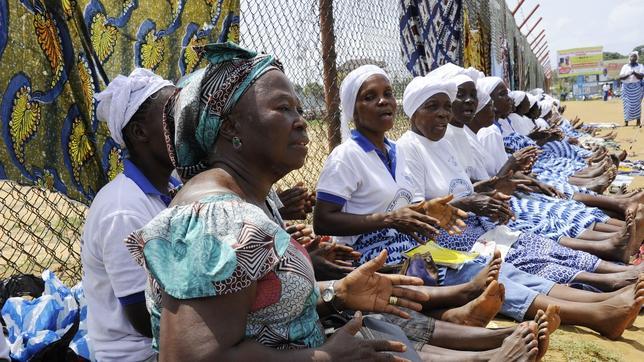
[397,131,474,200]
[0,333,9,361]
[397,132,520,256]
[81,161,176,361]
[535,118,550,130]
[508,113,535,136]
[316,131,415,245]
[602,84,610,92]
[619,63,644,84]
[444,124,490,181]
[463,126,499,178]
[477,125,510,175]
[496,118,515,137]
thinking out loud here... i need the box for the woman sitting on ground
[312,64,562,361]
[395,71,644,340]
[126,43,443,360]
[473,76,644,263]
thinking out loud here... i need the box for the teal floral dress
[126,193,325,350]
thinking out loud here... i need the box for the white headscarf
[95,68,173,148]
[339,65,389,142]
[526,93,538,108]
[475,81,492,114]
[427,63,479,87]
[509,91,527,107]
[477,77,504,98]
[539,99,554,118]
[403,76,457,117]
[630,51,639,59]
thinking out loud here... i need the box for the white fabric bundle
[339,64,389,142]
[403,75,457,117]
[95,68,173,148]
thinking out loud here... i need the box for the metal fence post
[319,0,342,150]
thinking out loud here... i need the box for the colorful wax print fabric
[0,0,240,204]
[399,0,463,76]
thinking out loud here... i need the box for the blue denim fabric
[439,256,555,321]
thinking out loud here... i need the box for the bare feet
[635,204,644,247]
[598,264,644,291]
[490,321,539,362]
[533,308,557,361]
[607,209,638,263]
[625,274,644,329]
[440,280,505,327]
[469,249,502,295]
[589,282,644,339]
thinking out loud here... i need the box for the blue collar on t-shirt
[122,159,181,206]
[351,129,397,180]
[493,119,503,132]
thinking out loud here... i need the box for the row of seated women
[127,43,643,361]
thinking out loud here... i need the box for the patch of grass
[548,335,623,362]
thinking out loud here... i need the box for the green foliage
[603,52,625,60]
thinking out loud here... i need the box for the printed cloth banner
[399,0,463,76]
[0,0,240,205]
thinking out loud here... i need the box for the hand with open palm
[334,250,429,319]
[409,195,468,235]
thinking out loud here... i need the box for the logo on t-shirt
[446,155,459,168]
[385,189,413,212]
[449,179,473,199]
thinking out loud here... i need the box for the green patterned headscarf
[167,42,282,179]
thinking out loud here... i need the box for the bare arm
[159,277,412,361]
[159,284,326,361]
[313,200,438,240]
[123,302,152,338]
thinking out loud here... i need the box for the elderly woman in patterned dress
[123,43,441,360]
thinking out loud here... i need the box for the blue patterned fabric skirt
[353,228,419,265]
[505,233,600,284]
[622,81,643,121]
[509,193,609,239]
[433,215,601,284]
[503,133,589,162]
[541,141,592,160]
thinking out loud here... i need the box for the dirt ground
[492,99,643,362]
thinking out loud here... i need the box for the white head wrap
[509,91,527,107]
[403,76,457,117]
[539,99,554,118]
[526,93,538,107]
[630,51,639,59]
[475,81,492,114]
[477,77,504,97]
[95,68,173,148]
[529,88,545,100]
[339,65,389,142]
[462,67,484,83]
[427,63,478,87]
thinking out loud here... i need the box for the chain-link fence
[1,0,545,284]
[0,180,87,285]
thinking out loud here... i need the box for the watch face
[322,288,334,302]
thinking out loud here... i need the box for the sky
[506,0,644,69]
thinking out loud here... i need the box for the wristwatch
[322,280,343,313]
